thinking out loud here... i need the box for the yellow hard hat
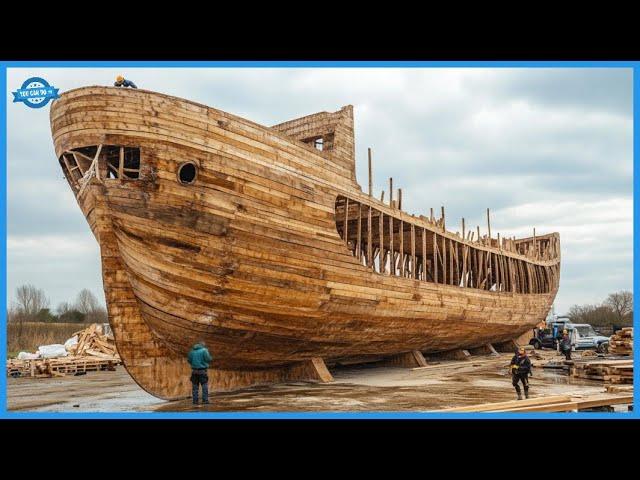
[116,75,124,82]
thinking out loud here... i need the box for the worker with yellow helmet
[509,346,532,400]
[114,75,137,89]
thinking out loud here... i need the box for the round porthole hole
[178,162,197,184]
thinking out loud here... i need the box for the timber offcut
[50,87,561,399]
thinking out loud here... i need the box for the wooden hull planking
[50,87,560,399]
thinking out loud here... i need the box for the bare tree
[56,302,72,316]
[604,291,633,321]
[74,289,107,323]
[75,289,99,316]
[14,284,50,320]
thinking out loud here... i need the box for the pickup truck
[529,323,609,353]
[572,324,610,353]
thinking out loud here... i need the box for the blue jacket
[187,343,212,369]
[114,79,137,88]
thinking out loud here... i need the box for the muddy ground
[6,350,624,413]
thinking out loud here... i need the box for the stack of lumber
[6,324,121,378]
[609,328,633,355]
[67,323,119,359]
[605,384,633,394]
[438,393,633,413]
[570,359,633,384]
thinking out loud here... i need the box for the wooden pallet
[6,356,121,378]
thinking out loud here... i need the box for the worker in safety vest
[509,346,532,400]
[114,75,137,88]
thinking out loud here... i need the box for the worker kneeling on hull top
[510,347,532,400]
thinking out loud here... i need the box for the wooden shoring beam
[61,154,79,183]
[485,250,491,290]
[486,208,492,245]
[367,206,373,267]
[379,212,385,273]
[389,215,395,275]
[399,220,405,276]
[501,254,508,292]
[508,258,515,293]
[503,254,509,292]
[422,227,427,281]
[433,232,439,283]
[356,202,362,260]
[476,226,481,244]
[492,253,497,290]
[398,188,403,211]
[93,144,102,182]
[441,206,446,231]
[442,234,447,285]
[455,241,460,286]
[389,178,393,207]
[461,245,467,287]
[411,224,416,279]
[71,152,86,175]
[119,146,124,182]
[343,197,349,245]
[71,149,95,163]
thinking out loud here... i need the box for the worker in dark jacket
[510,347,532,400]
[560,329,572,360]
[114,75,137,88]
[187,342,212,405]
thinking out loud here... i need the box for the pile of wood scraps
[609,328,633,355]
[67,323,119,359]
[570,359,633,384]
[6,323,121,379]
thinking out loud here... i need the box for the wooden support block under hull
[206,357,334,393]
[468,344,500,357]
[493,339,520,354]
[381,350,428,368]
[427,349,471,361]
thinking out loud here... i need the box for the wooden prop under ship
[50,87,560,399]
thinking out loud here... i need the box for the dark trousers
[191,369,209,404]
[512,373,529,395]
[563,348,572,360]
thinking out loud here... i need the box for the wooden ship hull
[50,87,560,399]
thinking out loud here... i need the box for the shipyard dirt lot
[7,349,628,413]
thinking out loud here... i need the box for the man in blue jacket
[114,75,137,89]
[187,342,212,405]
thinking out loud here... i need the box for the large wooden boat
[50,87,560,399]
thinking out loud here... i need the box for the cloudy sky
[6,67,633,315]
